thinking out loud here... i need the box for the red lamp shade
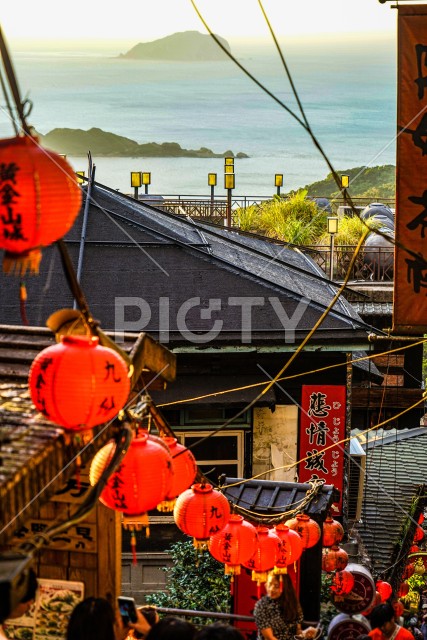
[322,516,344,547]
[209,514,258,577]
[414,526,424,542]
[285,514,321,550]
[174,483,231,548]
[398,582,410,598]
[29,335,130,431]
[330,570,355,596]
[0,135,81,274]
[376,580,393,602]
[157,437,198,512]
[89,432,173,515]
[273,523,303,573]
[243,526,281,586]
[322,545,348,572]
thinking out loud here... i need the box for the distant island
[119,30,231,61]
[41,128,248,159]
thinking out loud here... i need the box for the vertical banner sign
[394,5,427,333]
[298,385,346,514]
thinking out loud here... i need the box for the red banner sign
[298,385,346,514]
[394,5,427,333]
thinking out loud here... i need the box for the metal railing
[307,245,394,282]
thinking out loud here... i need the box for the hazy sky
[2,0,396,42]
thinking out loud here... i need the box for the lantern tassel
[19,282,29,326]
[130,530,137,566]
[4,249,42,276]
[230,575,234,596]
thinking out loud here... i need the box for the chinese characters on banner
[298,385,346,514]
[394,5,427,333]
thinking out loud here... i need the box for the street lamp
[275,173,283,196]
[224,172,235,227]
[341,174,349,208]
[208,173,217,210]
[327,216,339,281]
[130,171,142,199]
[142,172,151,195]
[76,171,86,185]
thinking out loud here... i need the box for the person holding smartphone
[66,597,151,640]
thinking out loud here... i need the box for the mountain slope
[120,30,231,61]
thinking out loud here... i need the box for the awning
[150,375,276,408]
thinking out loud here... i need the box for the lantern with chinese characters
[0,135,81,274]
[243,527,281,591]
[322,545,348,573]
[29,335,130,431]
[157,437,198,512]
[174,483,230,549]
[322,516,344,547]
[285,513,321,550]
[273,524,303,574]
[209,515,258,586]
[330,570,355,597]
[376,580,393,602]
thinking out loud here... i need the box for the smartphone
[118,596,138,624]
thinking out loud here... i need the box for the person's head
[369,603,396,638]
[195,623,245,640]
[265,573,300,623]
[9,568,38,620]
[139,606,159,627]
[146,616,196,640]
[67,597,116,640]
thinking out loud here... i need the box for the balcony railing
[305,245,394,281]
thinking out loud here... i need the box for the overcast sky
[2,0,396,42]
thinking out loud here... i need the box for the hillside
[120,31,231,61]
[302,165,395,199]
[41,127,248,158]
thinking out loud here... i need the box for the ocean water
[0,38,397,196]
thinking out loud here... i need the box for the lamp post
[76,171,86,185]
[224,157,234,173]
[142,172,151,195]
[130,171,142,199]
[341,174,349,208]
[327,216,339,281]
[208,173,217,212]
[275,174,283,196]
[224,173,235,227]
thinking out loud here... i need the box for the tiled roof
[351,302,393,316]
[355,427,427,576]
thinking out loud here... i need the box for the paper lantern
[376,580,393,602]
[398,582,409,598]
[404,563,415,579]
[243,526,281,587]
[209,514,258,578]
[29,335,130,430]
[174,483,230,548]
[285,513,321,550]
[322,516,344,547]
[414,526,424,542]
[273,523,303,573]
[330,570,355,596]
[418,513,425,525]
[0,135,81,274]
[90,432,173,515]
[322,545,348,572]
[157,437,198,512]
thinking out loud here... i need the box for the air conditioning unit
[348,438,366,521]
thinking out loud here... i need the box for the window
[177,430,244,484]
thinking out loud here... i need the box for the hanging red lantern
[404,563,415,579]
[209,514,258,580]
[273,523,303,573]
[29,335,130,430]
[376,580,393,602]
[0,135,81,274]
[410,545,420,554]
[414,526,424,542]
[243,526,281,589]
[322,545,348,572]
[174,483,230,548]
[322,516,344,547]
[285,514,321,550]
[330,570,355,597]
[398,582,410,598]
[418,513,425,525]
[157,437,198,512]
[393,600,405,618]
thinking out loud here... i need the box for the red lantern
[157,437,198,512]
[273,524,303,573]
[90,432,173,515]
[376,580,393,602]
[419,513,425,525]
[285,514,321,550]
[322,516,344,547]
[404,563,415,579]
[410,545,420,554]
[209,514,258,578]
[174,483,230,548]
[29,335,130,430]
[322,545,348,572]
[330,570,355,596]
[414,526,424,542]
[0,135,81,274]
[398,582,410,598]
[393,601,405,618]
[243,526,281,587]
